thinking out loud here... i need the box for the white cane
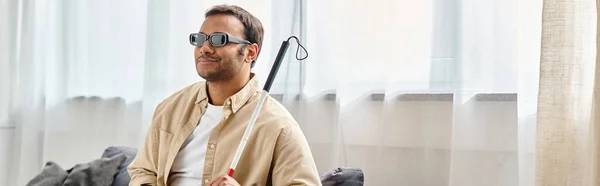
[227,36,307,176]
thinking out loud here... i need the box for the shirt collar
[195,73,260,114]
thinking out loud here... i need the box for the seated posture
[127,4,321,186]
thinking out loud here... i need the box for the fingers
[208,174,225,186]
[209,174,239,186]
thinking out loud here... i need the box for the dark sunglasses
[189,32,251,47]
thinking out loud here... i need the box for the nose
[197,40,215,55]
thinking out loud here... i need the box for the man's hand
[209,174,241,186]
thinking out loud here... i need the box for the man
[127,4,321,186]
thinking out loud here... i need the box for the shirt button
[204,179,210,183]
[210,144,215,149]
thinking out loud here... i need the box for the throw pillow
[101,146,138,186]
[62,154,126,186]
[26,161,69,186]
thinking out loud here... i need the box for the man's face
[195,14,248,81]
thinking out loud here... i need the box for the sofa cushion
[26,161,69,186]
[62,154,126,186]
[320,167,364,186]
[102,146,138,186]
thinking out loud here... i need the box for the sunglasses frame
[189,32,251,47]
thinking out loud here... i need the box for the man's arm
[127,104,165,186]
[271,123,322,186]
[127,126,160,186]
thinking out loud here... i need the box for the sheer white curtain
[0,0,543,185]
[300,0,541,185]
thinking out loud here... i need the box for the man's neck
[206,73,251,106]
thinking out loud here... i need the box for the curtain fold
[517,0,543,185]
[536,0,599,185]
[596,2,600,185]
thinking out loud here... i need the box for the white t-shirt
[168,104,224,186]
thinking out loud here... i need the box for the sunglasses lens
[210,33,227,46]
[190,33,207,46]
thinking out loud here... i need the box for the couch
[26,146,364,186]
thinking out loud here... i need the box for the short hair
[206,5,264,67]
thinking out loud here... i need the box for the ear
[245,43,259,63]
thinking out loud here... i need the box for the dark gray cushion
[101,146,138,186]
[26,161,69,186]
[62,154,126,186]
[320,167,364,186]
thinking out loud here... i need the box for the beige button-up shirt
[127,75,321,186]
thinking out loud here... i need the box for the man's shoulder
[258,95,310,146]
[164,81,204,102]
[155,81,204,113]
[259,95,299,127]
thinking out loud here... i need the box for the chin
[197,71,210,79]
[197,71,219,81]
[196,67,212,76]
